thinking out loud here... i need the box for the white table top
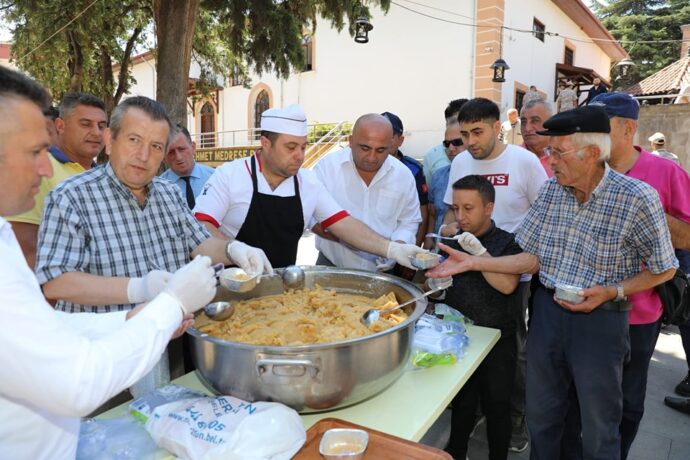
[100,324,499,445]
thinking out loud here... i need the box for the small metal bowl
[409,252,441,269]
[218,268,259,293]
[555,283,585,304]
[319,428,368,460]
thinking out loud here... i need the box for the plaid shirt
[517,164,678,290]
[36,163,211,313]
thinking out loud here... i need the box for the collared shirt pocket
[376,188,402,220]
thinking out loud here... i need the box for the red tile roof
[625,56,690,96]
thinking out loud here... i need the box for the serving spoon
[425,232,461,242]
[360,277,453,327]
[204,301,235,321]
[204,265,305,321]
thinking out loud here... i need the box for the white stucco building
[8,0,625,160]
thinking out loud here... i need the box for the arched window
[253,90,270,140]
[200,102,215,148]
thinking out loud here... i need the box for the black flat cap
[537,106,610,136]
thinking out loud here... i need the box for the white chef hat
[648,132,665,144]
[260,104,308,136]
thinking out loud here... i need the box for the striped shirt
[36,163,211,313]
[516,164,678,290]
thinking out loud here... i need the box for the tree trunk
[67,30,84,92]
[154,0,200,126]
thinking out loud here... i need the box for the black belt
[543,288,632,312]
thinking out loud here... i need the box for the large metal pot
[187,266,426,413]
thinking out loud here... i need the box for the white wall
[501,0,612,114]
[211,1,476,158]
[124,0,616,158]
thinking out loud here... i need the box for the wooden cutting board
[294,418,452,459]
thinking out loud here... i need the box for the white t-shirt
[313,148,422,270]
[193,153,347,237]
[444,144,548,233]
[0,218,182,459]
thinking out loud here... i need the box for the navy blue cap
[589,92,640,120]
[537,106,610,136]
[381,111,403,134]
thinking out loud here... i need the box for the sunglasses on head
[443,138,463,148]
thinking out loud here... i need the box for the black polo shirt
[443,221,523,333]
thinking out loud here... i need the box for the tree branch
[114,26,142,105]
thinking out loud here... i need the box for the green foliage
[307,121,353,143]
[2,0,151,109]
[592,0,690,84]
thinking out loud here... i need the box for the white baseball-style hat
[260,104,308,136]
[648,132,665,144]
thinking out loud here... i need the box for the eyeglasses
[543,145,587,160]
[443,138,464,148]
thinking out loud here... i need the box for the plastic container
[555,283,585,304]
[409,252,442,270]
[319,428,368,459]
[428,276,453,291]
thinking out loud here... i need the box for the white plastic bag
[77,417,164,460]
[145,395,306,460]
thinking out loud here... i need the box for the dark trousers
[448,332,516,460]
[511,281,530,419]
[526,288,629,460]
[680,317,690,370]
[619,319,661,459]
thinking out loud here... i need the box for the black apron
[235,156,304,268]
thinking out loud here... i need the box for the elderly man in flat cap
[426,105,678,459]
[194,104,426,270]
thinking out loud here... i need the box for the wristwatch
[614,284,627,302]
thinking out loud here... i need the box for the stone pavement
[296,233,690,460]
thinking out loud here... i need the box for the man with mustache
[312,113,421,271]
[161,124,215,208]
[194,105,427,270]
[519,99,554,177]
[8,92,107,268]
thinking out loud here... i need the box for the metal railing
[192,122,351,168]
[303,121,351,169]
[190,122,351,150]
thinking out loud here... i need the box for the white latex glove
[456,232,487,256]
[127,270,172,304]
[163,255,217,314]
[375,257,396,272]
[226,240,274,278]
[386,241,428,270]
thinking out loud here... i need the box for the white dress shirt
[0,217,182,459]
[313,147,421,270]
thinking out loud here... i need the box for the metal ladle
[282,265,305,289]
[204,301,235,321]
[360,277,453,327]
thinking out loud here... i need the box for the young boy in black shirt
[437,175,522,460]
